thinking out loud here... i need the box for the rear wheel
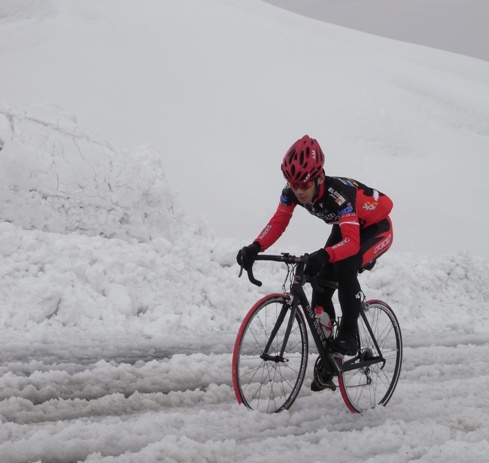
[338,300,403,413]
[232,294,308,413]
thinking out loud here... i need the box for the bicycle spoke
[339,300,403,413]
[233,295,308,413]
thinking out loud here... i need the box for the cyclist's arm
[255,202,296,251]
[326,213,361,262]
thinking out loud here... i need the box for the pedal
[311,376,337,392]
[311,357,337,392]
[322,379,336,391]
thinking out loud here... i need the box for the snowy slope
[0,1,489,462]
[0,0,488,256]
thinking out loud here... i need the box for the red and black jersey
[255,176,393,262]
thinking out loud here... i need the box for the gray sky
[263,0,489,61]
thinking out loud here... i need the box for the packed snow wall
[0,101,191,243]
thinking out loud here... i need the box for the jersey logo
[328,187,346,205]
[280,194,290,206]
[374,233,392,254]
[338,178,358,188]
[332,238,350,249]
[258,224,272,240]
[338,204,353,217]
[363,201,378,211]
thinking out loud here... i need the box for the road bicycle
[232,253,403,413]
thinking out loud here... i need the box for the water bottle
[314,306,332,338]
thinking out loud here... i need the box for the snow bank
[0,102,257,345]
[0,220,249,336]
[1,216,488,346]
[0,101,189,242]
[359,252,489,340]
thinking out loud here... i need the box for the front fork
[260,264,308,362]
[261,298,297,363]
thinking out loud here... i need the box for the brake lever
[247,267,262,287]
[237,264,262,287]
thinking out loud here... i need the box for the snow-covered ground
[1,1,489,462]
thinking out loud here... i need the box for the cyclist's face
[290,176,323,204]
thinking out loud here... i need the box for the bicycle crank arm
[341,355,385,372]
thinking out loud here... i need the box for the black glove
[305,248,330,279]
[237,241,261,270]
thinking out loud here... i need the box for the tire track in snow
[0,339,488,463]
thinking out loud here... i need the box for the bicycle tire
[338,299,403,413]
[232,294,308,413]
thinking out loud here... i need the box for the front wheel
[338,300,403,413]
[232,294,308,413]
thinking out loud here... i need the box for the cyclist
[237,135,394,390]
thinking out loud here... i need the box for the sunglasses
[289,179,315,191]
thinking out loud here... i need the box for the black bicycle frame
[244,254,385,375]
[289,263,345,376]
[272,268,385,375]
[341,303,387,372]
[335,304,387,373]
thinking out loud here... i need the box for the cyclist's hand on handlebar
[236,241,261,270]
[305,248,330,279]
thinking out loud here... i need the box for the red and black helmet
[281,135,325,184]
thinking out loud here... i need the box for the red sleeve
[326,214,361,262]
[255,203,295,251]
